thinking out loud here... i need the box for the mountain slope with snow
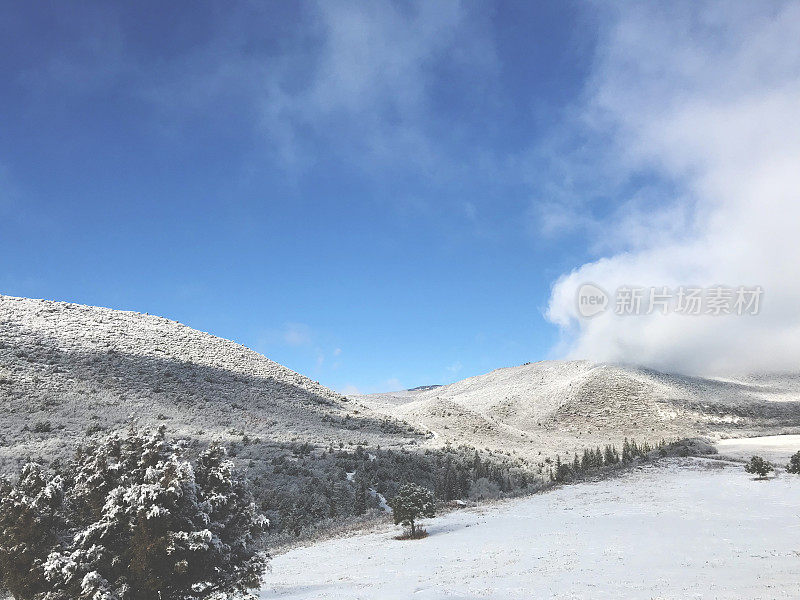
[356,361,800,458]
[0,295,418,470]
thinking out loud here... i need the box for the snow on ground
[261,456,800,599]
[717,434,800,463]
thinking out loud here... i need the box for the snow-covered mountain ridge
[356,360,800,458]
[0,295,418,471]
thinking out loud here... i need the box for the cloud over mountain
[547,1,800,375]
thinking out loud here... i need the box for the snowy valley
[2,296,800,599]
[262,448,800,600]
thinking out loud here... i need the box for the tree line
[551,438,678,483]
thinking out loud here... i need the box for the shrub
[786,451,800,474]
[85,423,105,436]
[468,477,500,501]
[744,455,774,479]
[32,421,52,433]
[390,483,435,539]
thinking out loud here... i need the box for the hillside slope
[356,361,800,458]
[0,295,418,471]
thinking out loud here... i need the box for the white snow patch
[716,434,800,463]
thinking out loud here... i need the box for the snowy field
[717,434,800,463]
[260,454,800,599]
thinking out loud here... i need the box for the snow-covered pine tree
[0,428,269,600]
[630,439,640,458]
[353,474,368,516]
[0,464,64,599]
[389,483,435,539]
[744,455,774,479]
[786,451,800,474]
[622,438,632,462]
[603,445,616,465]
[581,449,591,471]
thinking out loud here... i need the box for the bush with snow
[786,451,800,474]
[468,477,501,501]
[389,483,435,539]
[0,427,269,600]
[744,455,774,479]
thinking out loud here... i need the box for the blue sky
[7,1,790,390]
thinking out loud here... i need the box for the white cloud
[134,1,497,177]
[446,361,463,375]
[546,1,800,375]
[257,0,497,174]
[384,377,403,391]
[339,384,361,395]
[281,322,313,347]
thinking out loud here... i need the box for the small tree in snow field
[786,451,800,474]
[744,455,774,479]
[390,483,435,539]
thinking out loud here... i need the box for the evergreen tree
[390,483,435,538]
[744,455,774,479]
[581,449,591,471]
[353,474,368,516]
[594,447,604,467]
[328,478,339,518]
[471,451,483,479]
[443,462,457,501]
[622,438,632,462]
[630,439,638,457]
[0,465,63,599]
[0,430,269,600]
[604,445,619,465]
[786,451,800,475]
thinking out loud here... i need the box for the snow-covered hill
[5,292,800,482]
[0,295,418,471]
[356,361,800,459]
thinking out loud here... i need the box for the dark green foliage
[553,455,576,483]
[786,451,800,474]
[744,455,774,478]
[251,443,534,539]
[621,438,653,462]
[390,483,435,537]
[560,438,667,482]
[0,465,63,599]
[353,474,368,515]
[0,430,269,600]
